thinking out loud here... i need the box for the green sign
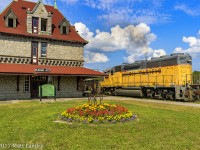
[39,84,56,101]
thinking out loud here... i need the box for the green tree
[192,71,200,84]
[193,71,200,75]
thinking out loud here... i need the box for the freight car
[100,53,200,101]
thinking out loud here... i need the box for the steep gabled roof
[59,18,70,27]
[29,0,45,14]
[0,0,88,44]
[4,9,18,19]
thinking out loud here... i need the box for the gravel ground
[105,96,200,108]
[0,96,200,108]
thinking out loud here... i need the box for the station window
[8,18,14,27]
[41,42,47,57]
[32,17,39,34]
[24,76,30,92]
[41,19,47,31]
[62,26,67,34]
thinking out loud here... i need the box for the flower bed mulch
[60,103,137,124]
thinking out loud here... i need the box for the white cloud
[96,1,169,26]
[85,0,119,11]
[60,0,78,5]
[98,8,134,27]
[183,36,197,47]
[76,22,156,52]
[174,32,200,58]
[63,0,169,26]
[153,49,166,57]
[174,47,182,53]
[174,4,200,16]
[74,22,93,41]
[75,22,166,63]
[84,52,109,63]
[124,48,166,62]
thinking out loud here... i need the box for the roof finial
[39,0,43,3]
[54,0,58,9]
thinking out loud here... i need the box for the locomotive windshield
[178,55,192,65]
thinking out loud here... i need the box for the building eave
[0,63,106,77]
[0,31,88,45]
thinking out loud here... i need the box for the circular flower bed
[60,103,137,124]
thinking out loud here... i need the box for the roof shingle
[0,63,105,76]
[0,0,87,44]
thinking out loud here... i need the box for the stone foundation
[52,76,82,98]
[0,75,82,100]
[0,75,30,100]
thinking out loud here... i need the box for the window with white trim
[4,9,17,28]
[8,18,14,27]
[41,18,47,31]
[41,42,47,57]
[24,76,30,92]
[62,26,67,34]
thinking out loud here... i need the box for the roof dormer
[26,0,52,35]
[59,18,70,35]
[4,9,18,28]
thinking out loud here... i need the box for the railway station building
[0,0,104,100]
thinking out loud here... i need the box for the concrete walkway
[0,96,200,108]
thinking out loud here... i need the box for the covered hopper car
[100,53,200,101]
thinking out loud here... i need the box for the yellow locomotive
[101,53,200,101]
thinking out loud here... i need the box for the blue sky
[1,0,200,71]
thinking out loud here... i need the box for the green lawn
[0,100,200,150]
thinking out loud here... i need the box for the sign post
[39,84,56,101]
